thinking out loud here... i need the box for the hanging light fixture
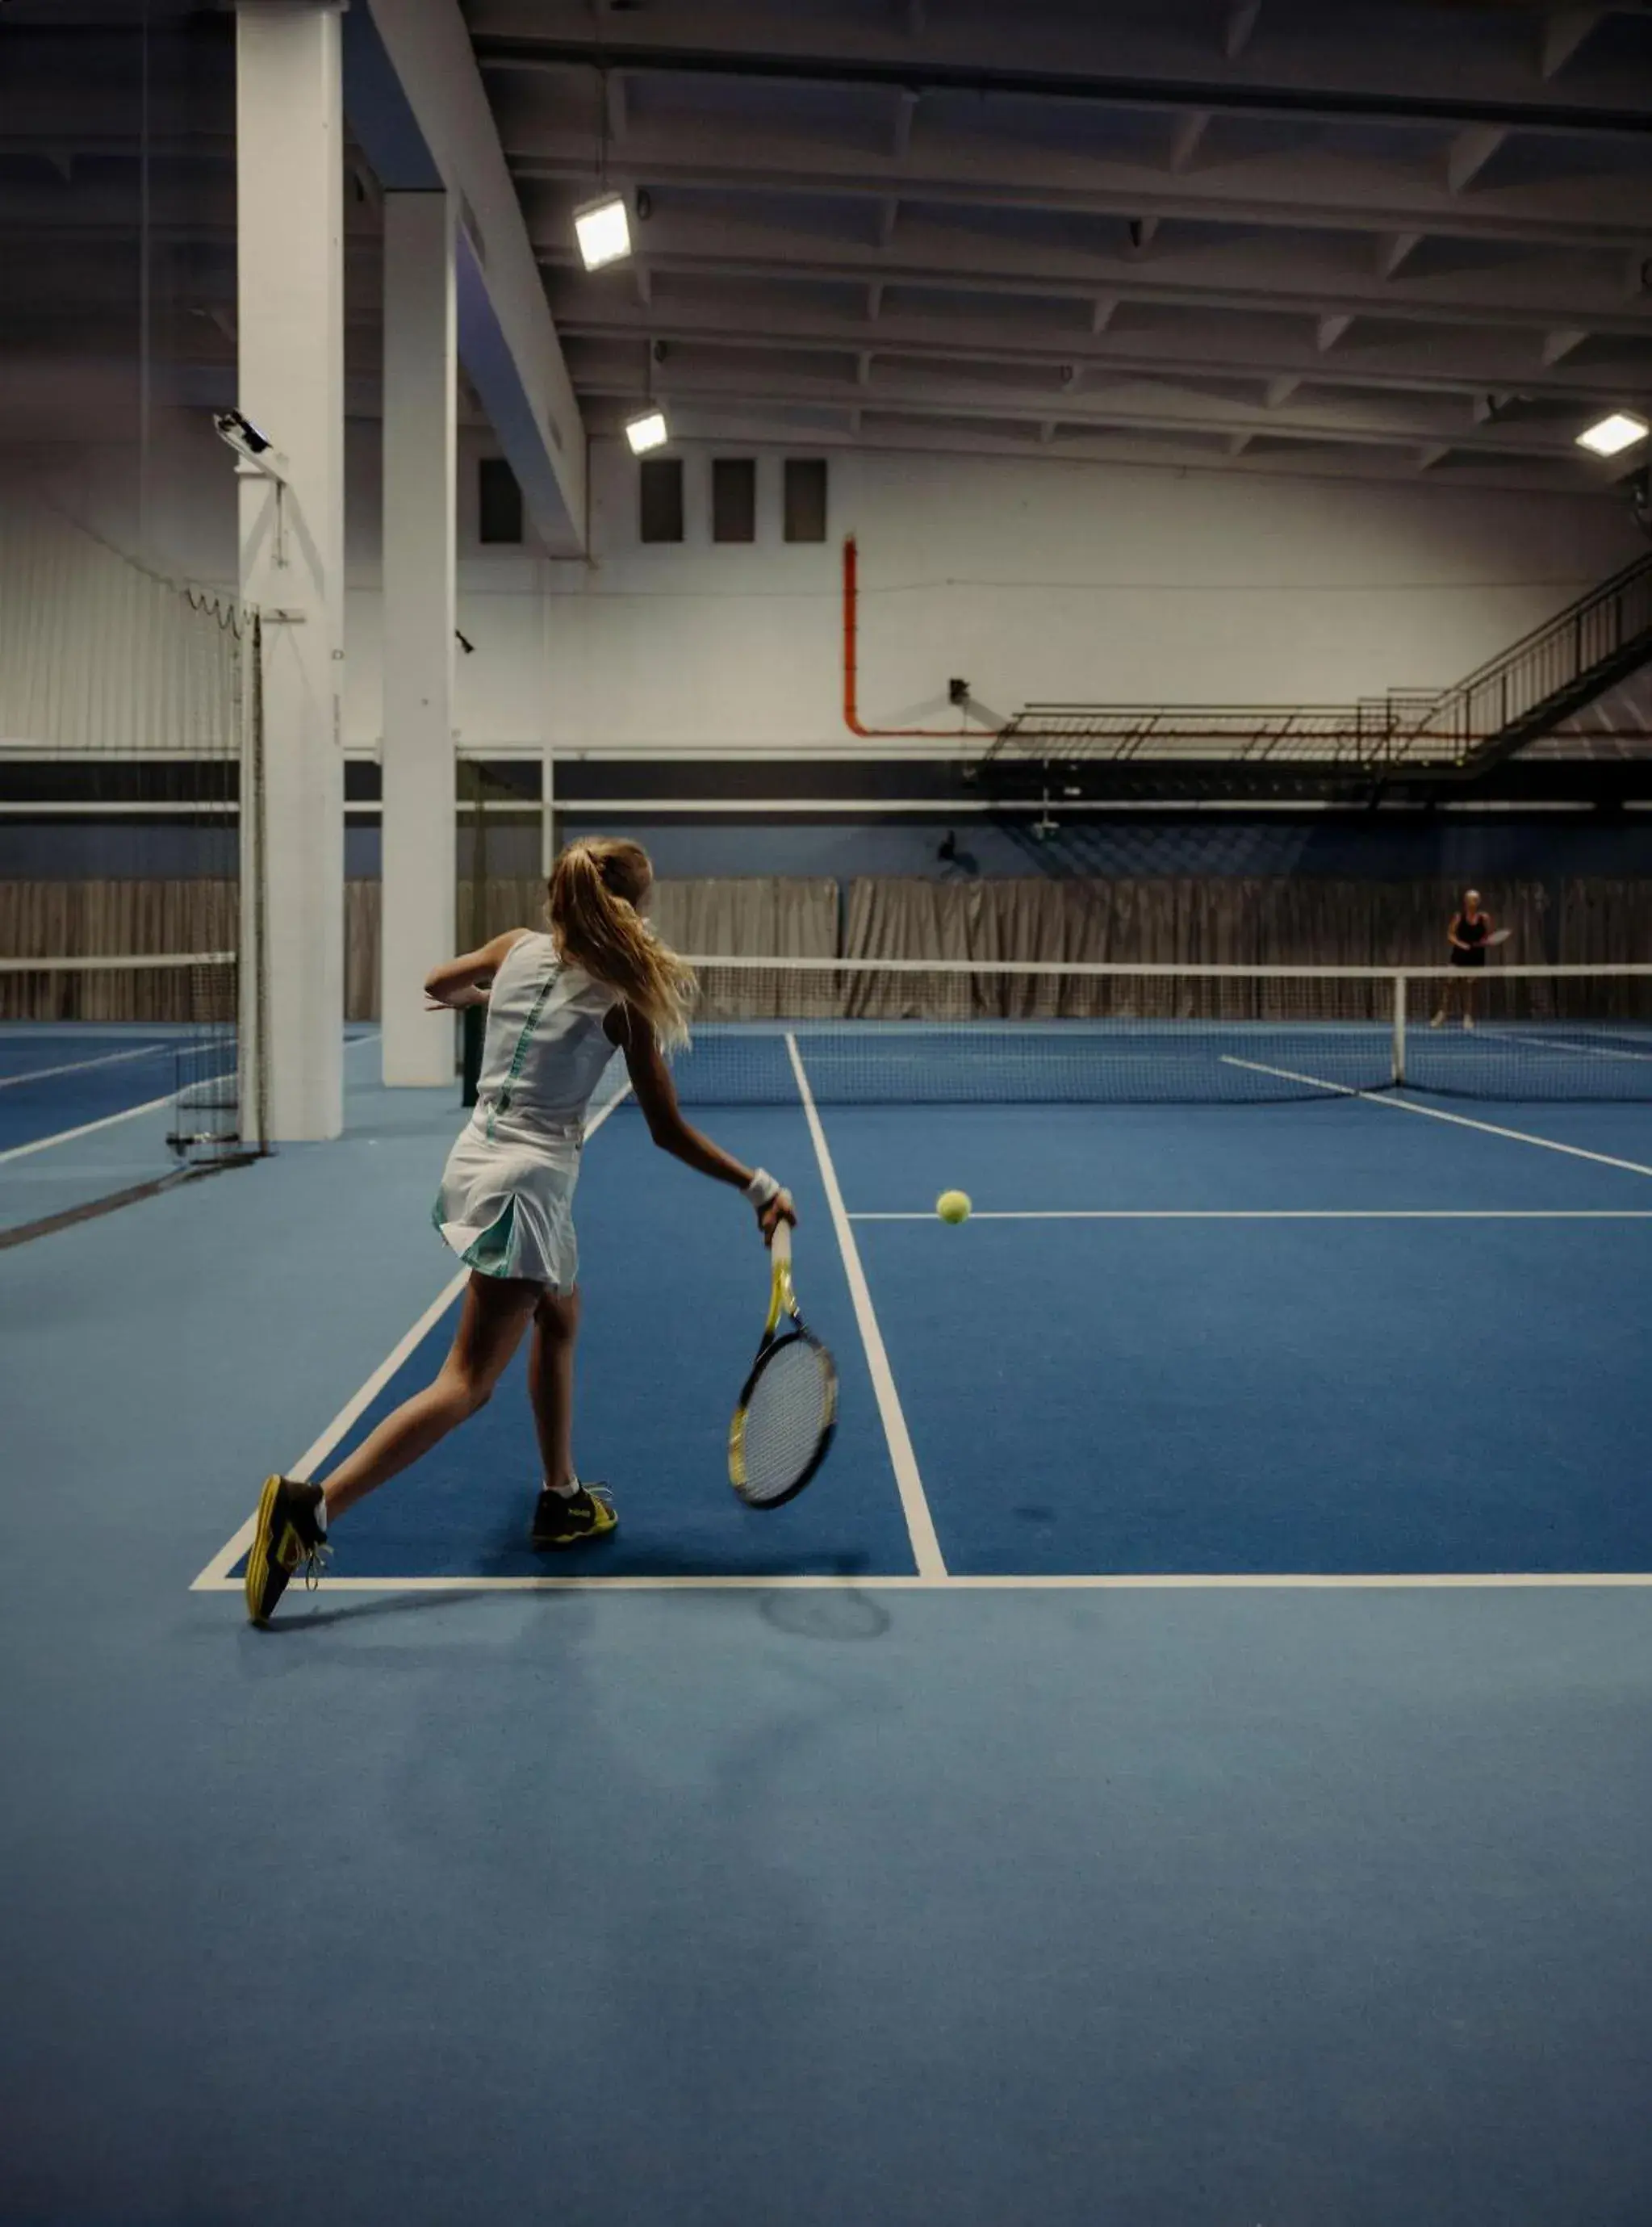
[1576,411,1650,458]
[625,409,669,454]
[574,64,633,270]
[575,193,631,270]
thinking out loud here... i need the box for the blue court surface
[6,1056,1652,2225]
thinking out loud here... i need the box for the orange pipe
[842,534,993,740]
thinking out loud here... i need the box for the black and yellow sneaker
[245,1475,330,1626]
[530,1481,617,1551]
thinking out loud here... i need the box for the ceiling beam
[528,203,1652,334]
[1376,230,1424,278]
[470,22,1652,134]
[1538,10,1607,80]
[496,127,1652,249]
[1224,2,1263,62]
[1169,111,1211,174]
[1445,122,1508,192]
[567,353,1602,462]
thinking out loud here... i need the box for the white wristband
[744,1168,781,1207]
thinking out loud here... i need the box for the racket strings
[738,1336,834,1505]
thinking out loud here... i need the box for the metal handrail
[986,550,1652,773]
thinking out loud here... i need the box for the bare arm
[1446,914,1468,951]
[424,928,530,1011]
[609,1003,796,1237]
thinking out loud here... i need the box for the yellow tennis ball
[935,1189,972,1224]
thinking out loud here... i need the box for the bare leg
[528,1284,581,1490]
[320,1271,539,1522]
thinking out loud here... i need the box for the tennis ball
[935,1189,972,1224]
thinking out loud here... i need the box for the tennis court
[12,1033,1650,2225]
[9,2,1652,2221]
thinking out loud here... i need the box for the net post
[1391,971,1407,1086]
[462,1003,484,1107]
[239,609,270,1155]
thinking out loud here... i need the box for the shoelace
[301,1536,333,1593]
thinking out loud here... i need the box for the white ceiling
[471,0,1652,491]
[2,1,1651,497]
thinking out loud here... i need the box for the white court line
[0,1088,178,1165]
[1497,1029,1652,1065]
[1222,1057,1652,1178]
[189,1569,1652,1593]
[786,1032,946,1580]
[849,1208,1652,1220]
[0,1043,166,1091]
[189,1082,631,1590]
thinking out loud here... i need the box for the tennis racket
[1485,927,1513,947]
[728,1222,837,1509]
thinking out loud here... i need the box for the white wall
[6,420,1644,756]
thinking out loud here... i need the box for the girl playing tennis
[1431,887,1493,1030]
[245,836,795,1625]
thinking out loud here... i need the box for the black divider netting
[635,961,1652,1106]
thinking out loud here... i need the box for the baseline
[189,1569,1652,1593]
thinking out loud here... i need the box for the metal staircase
[977,548,1652,800]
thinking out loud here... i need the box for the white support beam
[1416,442,1452,471]
[1265,375,1300,406]
[1446,123,1508,195]
[879,196,900,248]
[236,3,345,1144]
[1225,431,1253,458]
[1316,313,1353,351]
[1092,295,1119,334]
[1541,326,1590,365]
[364,0,584,547]
[1039,419,1056,444]
[1169,111,1211,175]
[857,350,873,386]
[868,278,885,320]
[381,190,457,1090]
[1224,2,1261,61]
[1377,231,1423,279]
[892,89,918,163]
[1539,9,1605,79]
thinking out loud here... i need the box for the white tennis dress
[433,931,621,1291]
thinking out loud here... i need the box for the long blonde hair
[547,836,696,1049]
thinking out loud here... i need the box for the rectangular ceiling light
[574,193,632,271]
[625,409,669,454]
[1575,411,1650,458]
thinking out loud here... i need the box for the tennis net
[0,954,243,1174]
[640,957,1652,1105]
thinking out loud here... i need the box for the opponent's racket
[728,1222,837,1509]
[1485,927,1513,947]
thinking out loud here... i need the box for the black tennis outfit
[1451,910,1490,969]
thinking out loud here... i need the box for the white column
[236,3,345,1141]
[380,191,457,1086]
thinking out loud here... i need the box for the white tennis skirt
[432,1115,582,1291]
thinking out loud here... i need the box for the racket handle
[770,1220,792,1264]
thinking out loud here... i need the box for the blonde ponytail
[547,837,696,1050]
